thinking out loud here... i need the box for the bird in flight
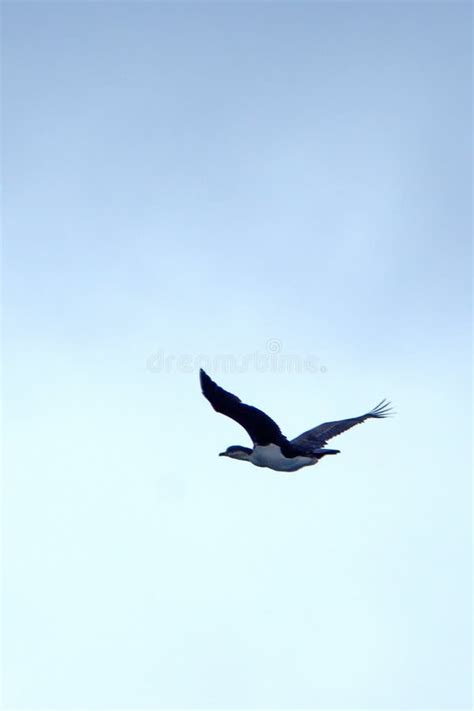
[200,369,392,472]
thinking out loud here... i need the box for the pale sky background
[2,2,472,709]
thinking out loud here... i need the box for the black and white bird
[200,369,392,472]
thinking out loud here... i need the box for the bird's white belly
[250,444,314,472]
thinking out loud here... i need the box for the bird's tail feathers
[312,448,340,457]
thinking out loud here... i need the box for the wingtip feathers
[369,399,394,418]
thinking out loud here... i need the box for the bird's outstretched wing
[291,400,393,449]
[200,369,288,447]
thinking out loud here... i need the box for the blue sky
[3,2,472,708]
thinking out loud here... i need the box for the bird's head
[219,445,252,460]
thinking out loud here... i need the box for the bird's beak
[219,452,227,457]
